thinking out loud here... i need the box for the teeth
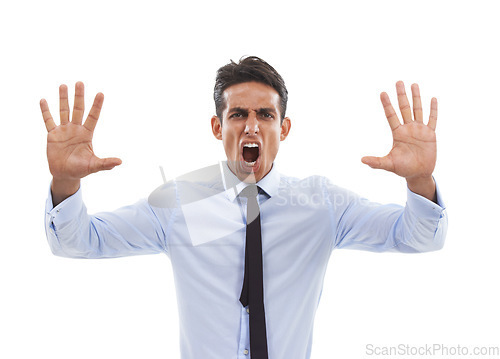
[244,143,259,148]
[244,161,256,166]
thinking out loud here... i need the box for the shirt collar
[220,161,280,202]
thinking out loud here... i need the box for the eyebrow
[228,107,277,115]
[256,108,277,115]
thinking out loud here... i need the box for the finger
[396,81,412,124]
[40,99,56,132]
[411,83,423,123]
[71,81,85,125]
[380,92,401,131]
[361,156,394,172]
[84,92,104,132]
[91,157,122,173]
[428,97,438,130]
[59,84,70,125]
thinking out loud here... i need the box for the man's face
[211,81,291,183]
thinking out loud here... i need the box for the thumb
[361,156,393,171]
[92,157,122,173]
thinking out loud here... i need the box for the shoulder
[148,180,178,209]
[148,164,225,209]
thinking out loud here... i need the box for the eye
[261,113,274,119]
[229,113,243,119]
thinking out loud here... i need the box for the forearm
[332,181,447,253]
[45,185,169,258]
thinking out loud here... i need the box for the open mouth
[242,143,260,166]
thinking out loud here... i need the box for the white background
[1,0,499,358]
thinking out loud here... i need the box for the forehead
[223,81,280,110]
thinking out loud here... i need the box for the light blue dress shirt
[44,162,447,359]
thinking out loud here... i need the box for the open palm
[362,81,438,181]
[40,82,121,181]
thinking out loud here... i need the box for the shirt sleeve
[329,179,447,253]
[44,183,173,259]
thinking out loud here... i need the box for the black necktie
[239,185,269,359]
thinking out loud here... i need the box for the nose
[244,111,259,135]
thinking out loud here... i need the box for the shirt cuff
[406,178,446,220]
[45,182,84,225]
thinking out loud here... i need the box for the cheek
[263,133,281,158]
[222,129,238,156]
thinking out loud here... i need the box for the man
[41,56,447,359]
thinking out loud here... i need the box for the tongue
[243,147,259,162]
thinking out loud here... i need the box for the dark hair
[214,56,288,123]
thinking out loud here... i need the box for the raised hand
[40,82,122,205]
[361,81,438,201]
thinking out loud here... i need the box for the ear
[280,117,291,141]
[211,116,223,140]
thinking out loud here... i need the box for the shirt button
[246,308,250,313]
[244,349,249,355]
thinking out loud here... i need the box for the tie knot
[239,185,260,199]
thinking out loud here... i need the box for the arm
[45,185,170,258]
[332,82,447,252]
[329,180,447,253]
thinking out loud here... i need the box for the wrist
[406,176,437,203]
[51,177,81,207]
